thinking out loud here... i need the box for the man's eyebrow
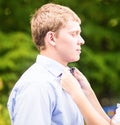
[70,30,81,34]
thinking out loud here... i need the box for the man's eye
[71,33,76,37]
[71,33,80,37]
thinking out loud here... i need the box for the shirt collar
[36,55,65,77]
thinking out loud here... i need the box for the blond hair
[31,3,80,50]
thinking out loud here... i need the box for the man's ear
[46,31,56,46]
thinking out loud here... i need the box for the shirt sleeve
[13,82,56,125]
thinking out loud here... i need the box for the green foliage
[83,47,120,97]
[0,102,11,125]
[0,32,38,124]
[0,0,47,32]
[0,32,37,94]
[82,21,120,51]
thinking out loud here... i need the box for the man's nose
[77,36,85,45]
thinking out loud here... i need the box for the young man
[7,3,85,125]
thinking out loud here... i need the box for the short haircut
[31,3,80,50]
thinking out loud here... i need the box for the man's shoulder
[21,63,49,80]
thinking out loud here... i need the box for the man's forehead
[64,20,81,31]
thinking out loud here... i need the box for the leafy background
[0,0,120,124]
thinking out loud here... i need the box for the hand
[60,68,82,95]
[73,68,93,95]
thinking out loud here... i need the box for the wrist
[83,87,95,96]
[71,88,85,102]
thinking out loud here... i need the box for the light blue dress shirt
[7,55,84,125]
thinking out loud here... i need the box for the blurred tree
[0,32,37,103]
[0,31,38,125]
[0,0,46,32]
[0,0,120,106]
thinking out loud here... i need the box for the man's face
[54,20,85,65]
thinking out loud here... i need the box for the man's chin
[75,56,80,61]
[70,56,80,63]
